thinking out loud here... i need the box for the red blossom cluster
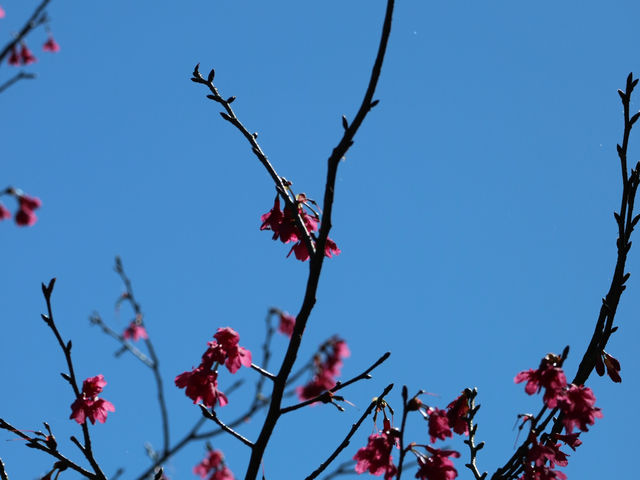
[0,188,41,226]
[260,194,340,261]
[194,448,234,480]
[7,37,59,66]
[514,352,606,479]
[296,336,350,401]
[69,375,115,425]
[175,327,252,409]
[407,391,469,444]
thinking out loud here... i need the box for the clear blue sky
[1,1,639,479]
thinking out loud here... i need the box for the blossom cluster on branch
[0,187,41,226]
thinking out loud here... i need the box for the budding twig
[463,388,487,480]
[199,405,254,448]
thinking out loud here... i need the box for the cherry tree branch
[0,0,51,65]
[305,383,394,480]
[463,388,487,480]
[280,351,390,414]
[244,3,395,478]
[0,71,36,94]
[492,73,640,480]
[40,279,107,480]
[198,406,254,448]
[0,418,94,478]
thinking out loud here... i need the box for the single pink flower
[19,195,41,211]
[0,6,5,18]
[603,351,621,383]
[415,446,460,480]
[69,375,115,424]
[20,44,37,65]
[123,321,148,341]
[324,237,342,257]
[446,392,469,436]
[278,312,296,337]
[428,408,453,443]
[194,449,224,478]
[558,384,602,433]
[0,203,11,220]
[214,327,252,374]
[175,367,228,408]
[42,35,60,53]
[353,432,397,480]
[15,208,37,226]
[514,353,567,408]
[553,432,582,451]
[8,45,20,66]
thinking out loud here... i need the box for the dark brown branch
[244,3,394,478]
[305,383,394,480]
[199,406,254,448]
[395,386,410,480]
[0,0,51,65]
[493,73,640,480]
[0,71,36,94]
[0,419,94,478]
[40,279,107,480]
[281,352,390,414]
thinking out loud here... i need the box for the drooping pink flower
[194,449,224,478]
[526,434,569,469]
[213,327,252,374]
[123,321,148,341]
[69,375,115,424]
[0,203,11,220]
[353,432,397,480]
[428,408,453,443]
[194,448,235,480]
[446,392,470,436]
[514,353,567,408]
[8,45,20,66]
[415,446,460,480]
[277,312,296,337]
[553,432,582,451]
[42,35,60,52]
[295,369,336,401]
[175,366,228,408]
[596,351,621,383]
[557,384,602,433]
[20,43,37,65]
[15,194,41,226]
[324,237,342,257]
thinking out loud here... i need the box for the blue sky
[1,1,639,479]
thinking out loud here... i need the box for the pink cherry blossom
[15,194,41,226]
[428,408,453,443]
[69,375,115,424]
[123,321,148,341]
[194,449,224,478]
[446,392,469,436]
[213,327,252,374]
[0,203,10,220]
[8,45,19,65]
[20,44,36,65]
[175,367,228,409]
[0,6,5,18]
[42,35,60,53]
[514,353,567,408]
[557,384,602,433]
[415,446,460,480]
[277,312,296,337]
[296,337,350,401]
[353,432,397,480]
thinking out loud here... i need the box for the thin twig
[199,406,254,448]
[395,386,410,480]
[0,419,94,478]
[0,71,36,94]
[250,363,276,380]
[305,384,394,480]
[281,352,390,414]
[89,313,154,367]
[112,257,171,456]
[40,279,107,480]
